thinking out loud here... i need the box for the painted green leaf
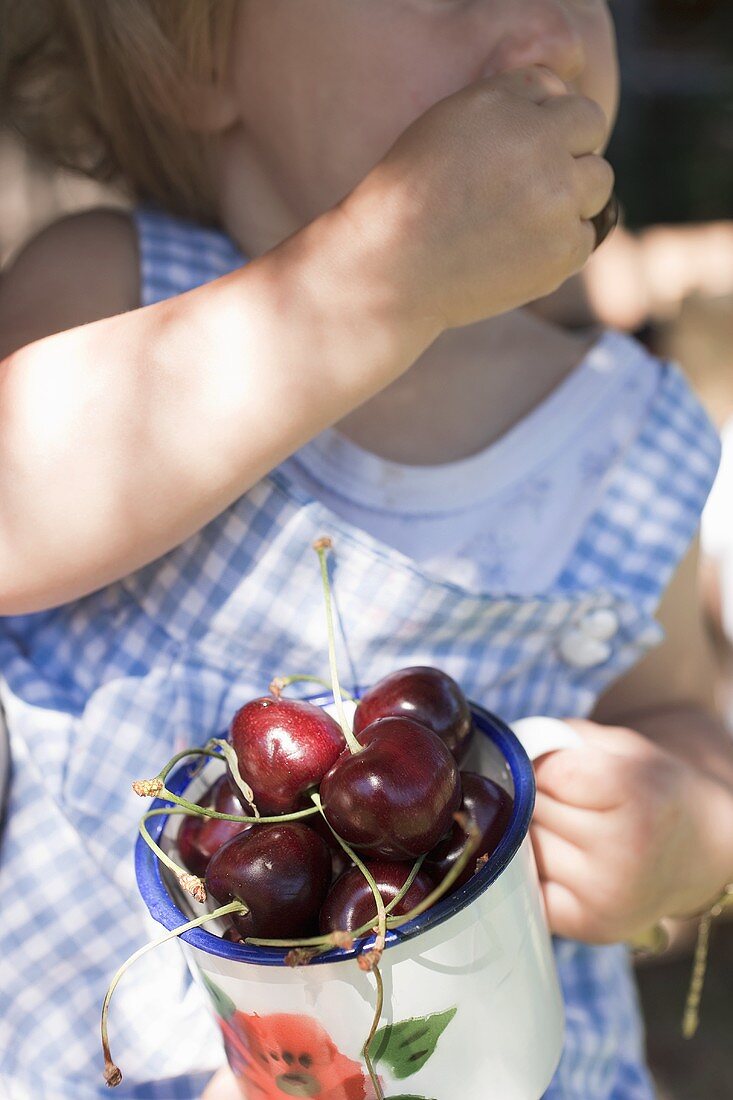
[372,1006,457,1079]
[200,972,236,1021]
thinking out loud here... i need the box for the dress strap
[556,361,720,613]
[132,206,245,307]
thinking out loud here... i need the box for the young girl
[1,3,732,1099]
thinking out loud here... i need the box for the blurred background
[0,1,731,1097]
[610,0,732,227]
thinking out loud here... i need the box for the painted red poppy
[219,1011,380,1099]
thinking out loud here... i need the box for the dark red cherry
[328,847,350,884]
[178,776,250,877]
[221,924,245,944]
[353,666,474,761]
[308,813,351,883]
[423,772,513,891]
[205,823,331,940]
[320,717,462,860]
[229,697,346,814]
[320,860,434,935]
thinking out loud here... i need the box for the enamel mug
[136,701,578,1100]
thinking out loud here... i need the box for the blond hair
[0,0,237,224]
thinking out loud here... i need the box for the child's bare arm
[0,66,612,615]
[0,202,434,614]
[532,541,733,943]
[591,540,730,778]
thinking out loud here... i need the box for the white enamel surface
[161,727,564,1099]
[187,836,563,1100]
[511,716,584,763]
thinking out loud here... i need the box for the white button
[579,608,619,642]
[559,629,613,669]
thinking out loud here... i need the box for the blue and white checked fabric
[136,208,243,307]
[0,208,720,1099]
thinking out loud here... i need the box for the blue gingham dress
[0,208,721,1100]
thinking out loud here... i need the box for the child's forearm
[623,702,733,790]
[0,208,441,614]
[627,704,733,902]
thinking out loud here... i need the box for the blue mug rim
[135,697,535,966]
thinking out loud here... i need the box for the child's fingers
[533,747,630,810]
[566,720,659,759]
[542,93,611,157]
[574,154,616,220]
[531,822,590,887]
[533,791,601,847]
[494,64,570,105]
[577,220,600,265]
[540,880,617,944]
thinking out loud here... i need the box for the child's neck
[334,309,602,466]
[217,180,601,466]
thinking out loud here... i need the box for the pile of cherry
[176,664,513,949]
[102,541,515,1089]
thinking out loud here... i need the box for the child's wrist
[329,186,447,345]
[699,776,733,905]
[673,771,733,919]
[276,202,442,398]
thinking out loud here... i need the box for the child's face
[224,0,618,231]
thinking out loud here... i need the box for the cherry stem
[245,930,352,950]
[139,807,207,903]
[208,738,260,818]
[270,674,356,702]
[246,856,426,948]
[132,744,319,824]
[313,538,361,754]
[682,906,718,1038]
[245,827,478,952]
[132,746,223,798]
[148,785,320,825]
[386,819,482,930]
[311,792,386,962]
[189,740,222,778]
[101,899,246,1088]
[159,745,221,778]
[387,854,426,911]
[362,962,386,1100]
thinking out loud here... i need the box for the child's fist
[339,65,614,332]
[531,721,733,944]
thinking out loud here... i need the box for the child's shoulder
[0,207,139,359]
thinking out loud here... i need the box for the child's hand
[531,720,733,944]
[339,65,614,332]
